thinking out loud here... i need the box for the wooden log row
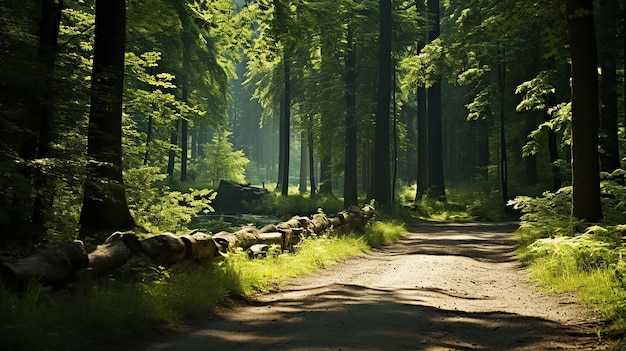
[0,205,376,289]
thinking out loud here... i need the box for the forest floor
[126,219,611,350]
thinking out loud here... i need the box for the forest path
[131,220,607,350]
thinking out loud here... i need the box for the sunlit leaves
[197,129,250,186]
[515,69,557,112]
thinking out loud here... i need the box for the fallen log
[213,226,260,251]
[0,241,88,289]
[258,223,278,234]
[328,216,342,228]
[88,232,142,273]
[258,232,284,247]
[140,232,186,266]
[338,210,357,225]
[179,231,221,260]
[310,213,330,234]
[277,216,311,230]
[247,244,269,258]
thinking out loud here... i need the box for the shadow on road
[133,220,603,351]
[145,282,597,351]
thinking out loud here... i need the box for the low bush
[511,175,626,336]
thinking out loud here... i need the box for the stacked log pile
[0,205,375,290]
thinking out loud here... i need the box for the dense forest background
[1,0,624,251]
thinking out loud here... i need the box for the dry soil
[130,219,609,351]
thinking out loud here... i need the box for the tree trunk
[30,0,64,243]
[597,0,620,172]
[497,52,508,212]
[544,62,562,191]
[181,118,188,181]
[524,113,537,187]
[174,0,192,183]
[344,25,358,208]
[279,52,291,196]
[425,0,445,200]
[392,58,398,203]
[143,114,153,166]
[299,130,307,193]
[415,0,428,200]
[79,0,134,240]
[167,120,179,178]
[191,131,198,159]
[567,0,603,222]
[307,118,317,198]
[373,0,392,206]
[476,117,489,182]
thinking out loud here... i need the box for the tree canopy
[0,0,623,246]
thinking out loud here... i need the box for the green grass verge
[0,220,406,351]
[514,224,626,337]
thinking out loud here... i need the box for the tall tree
[279,52,291,196]
[344,25,358,208]
[29,0,65,242]
[425,0,445,200]
[79,0,134,240]
[566,0,602,221]
[596,0,620,172]
[373,0,392,205]
[172,0,192,182]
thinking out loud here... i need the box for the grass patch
[1,219,406,351]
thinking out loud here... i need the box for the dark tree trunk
[622,4,626,138]
[524,113,537,187]
[597,0,620,172]
[319,154,333,195]
[197,130,207,158]
[191,131,198,159]
[425,0,445,200]
[416,87,428,198]
[567,0,603,221]
[279,53,290,196]
[180,83,188,182]
[497,53,508,212]
[544,62,562,191]
[307,120,317,198]
[299,130,307,193]
[173,0,191,182]
[392,59,399,203]
[181,118,188,181]
[143,114,153,166]
[414,4,427,199]
[373,0,392,205]
[167,120,179,178]
[344,26,358,208]
[30,0,64,243]
[476,118,489,181]
[79,0,134,240]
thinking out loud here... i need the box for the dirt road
[133,220,607,350]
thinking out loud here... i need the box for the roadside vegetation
[510,174,626,339]
[1,193,406,351]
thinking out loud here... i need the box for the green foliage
[513,175,626,334]
[194,129,249,187]
[124,166,214,234]
[362,220,406,248]
[515,69,557,112]
[250,192,344,219]
[508,186,580,238]
[397,183,506,222]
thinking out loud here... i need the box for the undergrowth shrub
[250,192,344,219]
[512,175,626,334]
[125,166,214,234]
